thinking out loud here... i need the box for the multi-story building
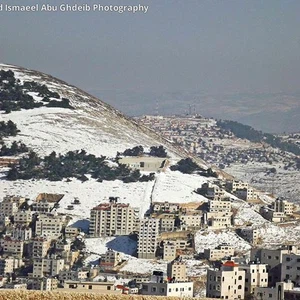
[35,213,65,238]
[0,213,10,226]
[100,249,122,269]
[167,258,187,282]
[209,200,231,214]
[240,262,268,295]
[32,257,65,277]
[0,257,24,274]
[281,253,300,284]
[206,261,245,300]
[204,244,235,261]
[152,202,179,214]
[32,277,58,291]
[31,199,53,213]
[89,201,139,237]
[158,214,175,232]
[206,186,225,201]
[11,225,32,241]
[238,227,260,245]
[32,237,51,258]
[255,281,294,300]
[14,210,32,226]
[0,236,24,257]
[58,269,90,283]
[0,196,26,216]
[274,199,295,216]
[234,187,258,201]
[251,245,300,286]
[227,180,249,192]
[138,218,159,259]
[162,240,189,261]
[179,213,202,229]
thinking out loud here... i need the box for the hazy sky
[1,0,300,96]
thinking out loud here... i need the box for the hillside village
[136,115,300,202]
[1,151,300,299]
[0,66,300,299]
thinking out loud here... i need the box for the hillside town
[0,153,300,299]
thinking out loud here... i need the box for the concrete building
[0,257,24,274]
[180,213,202,229]
[31,199,53,213]
[0,213,10,226]
[58,269,89,283]
[100,249,122,269]
[255,281,294,300]
[281,253,300,284]
[32,257,65,277]
[234,187,258,201]
[62,281,120,294]
[32,277,58,291]
[206,186,225,201]
[167,258,187,282]
[14,210,32,226]
[274,199,295,216]
[208,200,232,216]
[119,156,169,172]
[32,237,51,258]
[206,261,245,300]
[140,281,193,297]
[0,236,24,257]
[0,196,26,216]
[138,218,159,259]
[158,214,175,232]
[11,225,32,241]
[162,240,189,261]
[240,262,268,295]
[89,201,139,237]
[227,180,249,192]
[204,244,235,261]
[152,202,179,214]
[250,246,300,286]
[210,215,232,229]
[35,213,65,239]
[238,227,260,245]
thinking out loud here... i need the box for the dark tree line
[7,149,155,183]
[0,70,74,113]
[119,145,168,158]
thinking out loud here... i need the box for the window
[238,285,242,289]
[238,276,243,280]
[88,285,92,290]
[107,286,111,290]
[151,287,157,292]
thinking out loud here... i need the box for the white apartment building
[11,225,32,240]
[32,277,58,291]
[240,262,268,295]
[0,236,24,257]
[206,261,245,300]
[32,257,65,277]
[204,244,235,261]
[167,259,187,282]
[35,213,65,238]
[14,210,32,226]
[89,202,139,236]
[138,218,159,259]
[206,186,225,201]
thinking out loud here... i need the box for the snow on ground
[257,223,300,248]
[234,202,269,226]
[152,170,209,203]
[184,259,209,277]
[0,176,154,220]
[84,235,137,264]
[194,229,251,253]
[120,257,167,275]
